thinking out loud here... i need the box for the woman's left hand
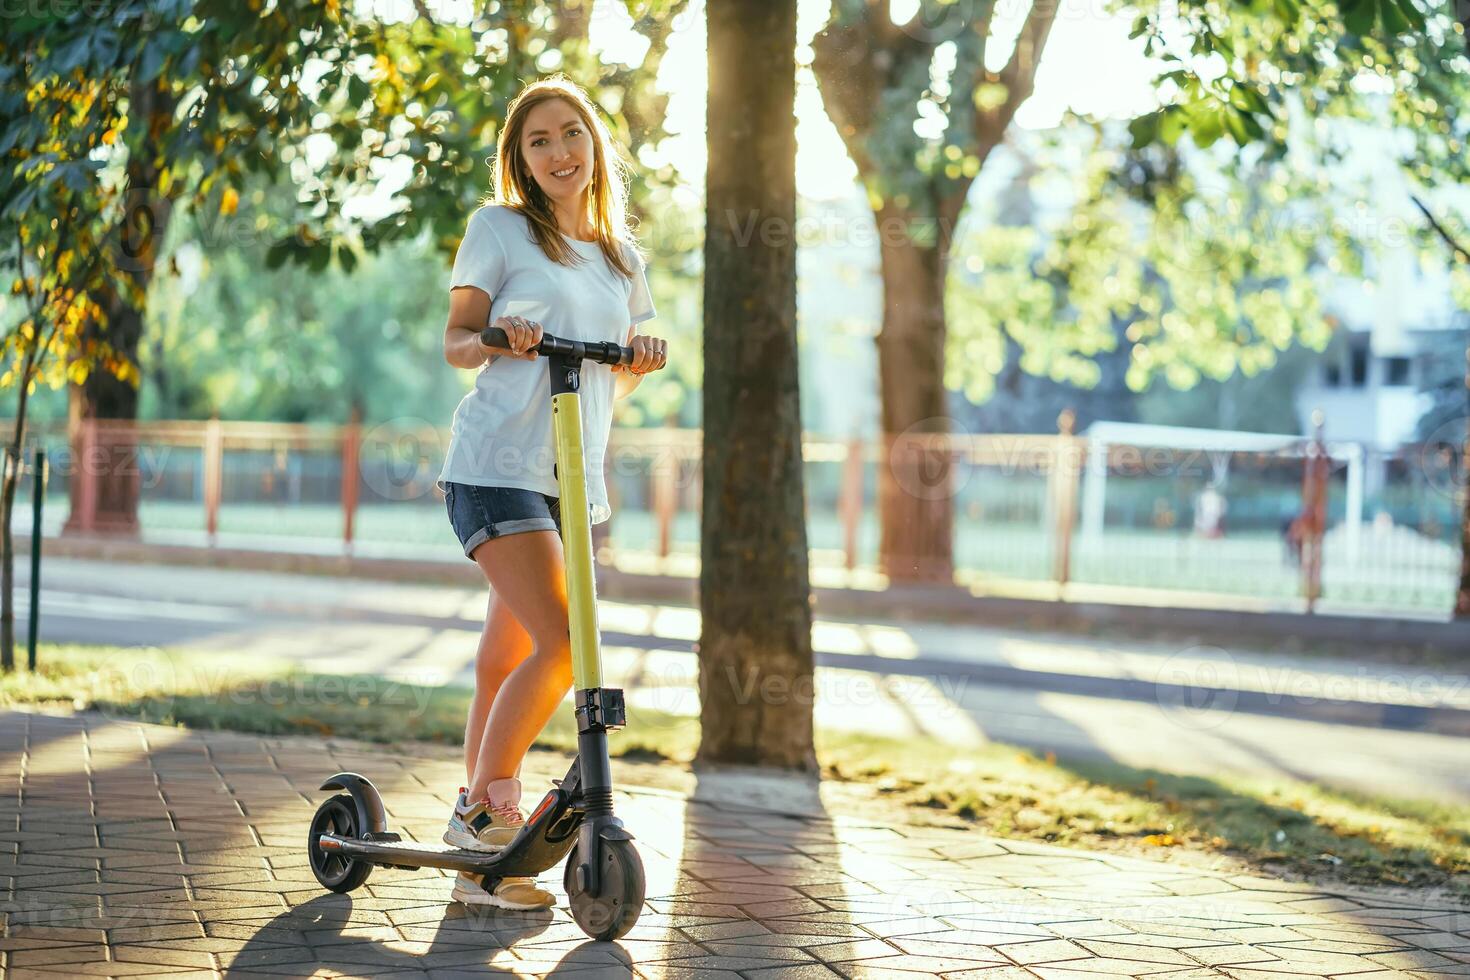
[614,334,668,375]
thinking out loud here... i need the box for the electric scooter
[306,325,645,942]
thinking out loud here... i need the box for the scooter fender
[574,816,636,896]
[318,772,388,838]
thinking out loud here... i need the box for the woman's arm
[444,286,497,370]
[614,367,643,400]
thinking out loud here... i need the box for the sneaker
[444,778,526,852]
[451,871,555,910]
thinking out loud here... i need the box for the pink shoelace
[487,799,524,827]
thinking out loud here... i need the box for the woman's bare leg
[466,529,574,803]
[463,595,533,787]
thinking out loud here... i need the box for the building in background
[1289,134,1468,450]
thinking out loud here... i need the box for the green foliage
[814,0,1056,226]
[1135,341,1324,431]
[1127,0,1458,152]
[815,0,1464,430]
[947,127,1349,403]
[1,0,402,406]
[132,168,705,426]
[2,1,702,428]
[142,195,465,424]
[1126,0,1468,233]
[1,0,693,402]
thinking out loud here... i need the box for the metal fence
[8,418,1463,618]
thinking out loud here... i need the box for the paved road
[23,558,1470,804]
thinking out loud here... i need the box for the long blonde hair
[492,76,639,279]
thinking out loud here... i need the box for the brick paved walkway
[2,710,1467,979]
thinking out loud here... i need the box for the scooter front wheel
[308,794,373,893]
[565,838,644,941]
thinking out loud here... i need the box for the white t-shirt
[437,204,656,524]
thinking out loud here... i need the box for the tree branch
[997,0,1059,120]
[1413,195,1470,265]
[813,4,934,180]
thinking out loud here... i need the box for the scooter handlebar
[480,326,634,368]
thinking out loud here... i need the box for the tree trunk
[62,293,148,537]
[1457,342,1469,618]
[63,80,174,538]
[0,449,18,672]
[1409,196,1470,617]
[698,0,815,769]
[811,1,1055,584]
[1,349,38,672]
[875,200,955,582]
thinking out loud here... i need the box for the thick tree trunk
[698,0,815,769]
[1457,343,1469,618]
[1410,197,1470,617]
[63,81,174,538]
[62,294,147,538]
[875,201,955,582]
[812,1,1054,585]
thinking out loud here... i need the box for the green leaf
[1159,107,1188,145]
[265,239,294,270]
[1340,0,1377,36]
[1190,106,1225,148]
[307,244,332,272]
[138,39,169,83]
[1393,0,1426,30]
[348,75,370,106]
[1378,0,1411,35]
[1129,111,1161,149]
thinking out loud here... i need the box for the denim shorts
[442,482,562,560]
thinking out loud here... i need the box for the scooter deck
[319,834,508,873]
[317,833,574,877]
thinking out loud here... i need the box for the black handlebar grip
[479,326,513,350]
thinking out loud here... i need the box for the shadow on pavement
[219,893,591,977]
[666,766,877,973]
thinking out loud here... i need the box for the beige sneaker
[443,778,526,852]
[451,872,555,910]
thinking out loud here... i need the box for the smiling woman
[433,74,668,913]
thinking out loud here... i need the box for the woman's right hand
[485,315,543,360]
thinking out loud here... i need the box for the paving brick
[998,939,1095,966]
[1364,948,1461,970]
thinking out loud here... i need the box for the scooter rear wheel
[564,838,644,941]
[308,794,373,893]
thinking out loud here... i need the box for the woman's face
[520,98,594,209]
